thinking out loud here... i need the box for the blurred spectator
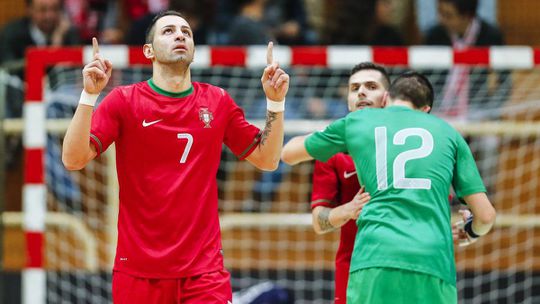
[0,0,79,118]
[0,0,79,178]
[372,0,405,45]
[321,0,362,45]
[216,0,317,45]
[416,0,497,34]
[264,0,318,45]
[321,0,404,45]
[123,0,168,21]
[64,0,123,44]
[227,0,274,45]
[424,0,509,192]
[424,0,510,119]
[127,0,211,45]
[0,0,79,65]
[425,0,502,46]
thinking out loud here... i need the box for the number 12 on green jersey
[375,127,434,190]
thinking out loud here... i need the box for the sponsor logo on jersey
[199,107,213,128]
[343,170,357,179]
[142,119,163,127]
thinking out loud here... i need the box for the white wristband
[79,90,100,107]
[266,98,285,113]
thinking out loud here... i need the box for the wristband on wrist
[266,98,285,112]
[463,215,480,238]
[79,90,100,107]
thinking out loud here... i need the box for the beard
[155,50,193,65]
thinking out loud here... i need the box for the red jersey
[311,153,359,303]
[90,80,261,278]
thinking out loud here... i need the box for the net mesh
[13,62,540,303]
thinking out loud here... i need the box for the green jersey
[305,106,486,285]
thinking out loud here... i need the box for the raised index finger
[266,41,273,65]
[92,37,99,57]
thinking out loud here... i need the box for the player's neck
[390,100,414,109]
[389,100,431,113]
[152,65,192,93]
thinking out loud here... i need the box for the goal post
[12,45,540,303]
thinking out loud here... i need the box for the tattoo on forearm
[318,208,335,232]
[260,111,278,146]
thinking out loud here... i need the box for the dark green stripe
[147,78,193,98]
[90,133,103,155]
[238,130,263,159]
[311,199,337,207]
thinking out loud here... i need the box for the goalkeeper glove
[456,215,479,247]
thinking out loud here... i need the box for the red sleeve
[223,93,262,159]
[310,158,339,210]
[89,88,123,156]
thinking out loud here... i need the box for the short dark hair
[145,10,186,44]
[388,71,434,110]
[350,62,391,89]
[440,0,478,17]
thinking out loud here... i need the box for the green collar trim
[148,78,193,98]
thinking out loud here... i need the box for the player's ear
[421,105,432,113]
[381,91,389,108]
[143,43,154,59]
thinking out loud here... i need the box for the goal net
[5,46,540,304]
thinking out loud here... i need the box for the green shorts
[347,267,457,304]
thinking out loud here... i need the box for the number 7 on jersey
[177,133,193,163]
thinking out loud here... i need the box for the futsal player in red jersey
[62,10,289,304]
[308,63,389,303]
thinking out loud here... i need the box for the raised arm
[62,38,112,170]
[246,42,289,171]
[312,188,370,234]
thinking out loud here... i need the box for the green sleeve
[452,132,487,198]
[305,118,347,162]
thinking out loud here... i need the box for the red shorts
[334,262,350,304]
[112,270,232,304]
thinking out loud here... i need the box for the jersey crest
[199,107,213,128]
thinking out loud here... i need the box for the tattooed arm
[312,207,338,234]
[312,189,371,234]
[245,110,284,171]
[246,42,289,171]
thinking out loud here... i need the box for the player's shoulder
[193,82,229,97]
[350,107,382,116]
[384,106,459,134]
[426,113,458,131]
[340,109,367,125]
[417,113,465,146]
[115,81,146,96]
[192,82,233,105]
[344,107,387,127]
[346,107,385,120]
[100,82,151,107]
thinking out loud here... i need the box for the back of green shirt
[305,106,486,285]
